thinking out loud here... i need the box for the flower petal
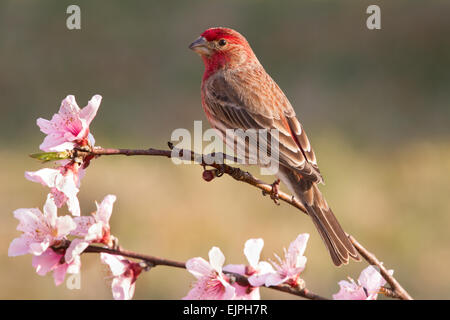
[32,249,62,276]
[87,133,95,147]
[332,280,367,300]
[232,284,260,300]
[40,135,75,152]
[288,233,309,262]
[55,216,76,238]
[223,264,246,275]
[65,238,89,264]
[29,239,50,255]
[96,194,116,224]
[208,247,225,273]
[221,283,236,300]
[264,273,287,287]
[65,194,81,216]
[112,276,135,300]
[358,265,393,296]
[244,238,264,268]
[248,262,276,287]
[84,222,103,241]
[186,257,213,279]
[13,208,42,234]
[71,216,96,237]
[43,194,58,227]
[8,237,32,256]
[53,263,69,286]
[37,118,55,135]
[25,168,59,188]
[80,95,102,126]
[101,253,127,276]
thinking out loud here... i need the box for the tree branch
[59,241,327,300]
[73,145,413,300]
[74,146,309,213]
[349,236,413,300]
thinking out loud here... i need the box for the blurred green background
[1,0,449,299]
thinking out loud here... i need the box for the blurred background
[1,0,449,299]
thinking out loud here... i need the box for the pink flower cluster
[183,235,392,300]
[26,95,101,216]
[9,95,142,300]
[8,194,116,286]
[9,192,139,299]
[183,234,309,300]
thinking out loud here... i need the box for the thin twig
[84,245,186,269]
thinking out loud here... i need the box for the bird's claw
[214,164,225,177]
[262,179,281,205]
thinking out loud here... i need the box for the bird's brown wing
[202,67,360,266]
[202,67,322,183]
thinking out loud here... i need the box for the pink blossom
[223,238,275,300]
[37,95,102,152]
[32,239,88,286]
[101,253,142,300]
[25,162,84,216]
[221,266,260,300]
[264,234,309,287]
[8,194,76,257]
[229,280,260,300]
[72,195,116,246]
[184,247,236,300]
[333,265,394,300]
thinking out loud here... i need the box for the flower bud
[202,170,215,182]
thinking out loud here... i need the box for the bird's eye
[218,39,227,46]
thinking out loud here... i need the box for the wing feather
[202,67,322,183]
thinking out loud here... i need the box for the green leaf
[29,151,70,163]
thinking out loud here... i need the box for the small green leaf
[29,151,70,163]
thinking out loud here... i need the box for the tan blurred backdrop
[1,1,449,299]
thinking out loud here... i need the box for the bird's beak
[189,36,211,56]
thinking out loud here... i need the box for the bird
[189,27,359,266]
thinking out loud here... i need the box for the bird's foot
[262,179,281,205]
[214,164,226,177]
[201,164,226,182]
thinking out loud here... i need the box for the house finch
[189,27,359,266]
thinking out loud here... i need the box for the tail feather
[308,210,345,266]
[277,167,360,266]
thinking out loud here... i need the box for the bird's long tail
[277,166,360,266]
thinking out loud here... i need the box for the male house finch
[189,27,359,266]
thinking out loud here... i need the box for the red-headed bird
[189,27,359,266]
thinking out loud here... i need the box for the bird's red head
[189,27,258,78]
